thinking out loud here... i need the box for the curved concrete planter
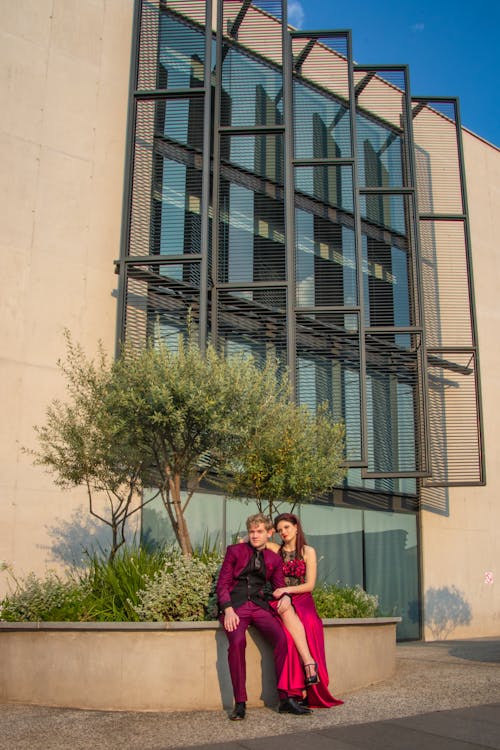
[0,618,400,711]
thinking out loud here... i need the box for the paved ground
[0,638,499,749]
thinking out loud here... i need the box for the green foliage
[132,549,222,622]
[0,547,223,623]
[312,583,379,618]
[30,333,153,561]
[80,546,168,621]
[226,401,346,517]
[31,330,346,558]
[1,554,381,623]
[0,571,90,622]
[107,336,294,553]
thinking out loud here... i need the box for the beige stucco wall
[420,131,500,639]
[0,0,135,596]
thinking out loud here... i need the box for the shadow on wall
[425,585,472,639]
[420,485,450,517]
[41,508,114,566]
[215,625,279,710]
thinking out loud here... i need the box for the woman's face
[276,519,298,545]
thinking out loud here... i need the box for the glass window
[300,504,364,587]
[142,491,224,551]
[364,510,419,639]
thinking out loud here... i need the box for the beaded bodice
[280,549,306,586]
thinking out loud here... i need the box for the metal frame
[412,96,485,487]
[116,0,484,492]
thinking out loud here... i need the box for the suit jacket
[216,542,286,611]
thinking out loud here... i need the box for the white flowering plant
[313,583,379,618]
[132,549,221,622]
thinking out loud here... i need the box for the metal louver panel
[362,332,426,477]
[291,33,350,102]
[217,287,287,366]
[137,2,206,91]
[425,351,483,485]
[222,1,283,67]
[218,171,286,283]
[129,99,205,259]
[354,68,406,133]
[412,100,463,215]
[122,260,201,349]
[412,98,484,486]
[293,77,352,160]
[296,312,362,462]
[419,219,472,348]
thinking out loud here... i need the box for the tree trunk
[170,472,193,556]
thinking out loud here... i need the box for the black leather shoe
[278,697,313,715]
[229,702,246,720]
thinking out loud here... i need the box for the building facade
[1,0,499,640]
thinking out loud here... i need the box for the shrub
[80,546,169,621]
[312,583,379,618]
[0,571,90,622]
[0,546,221,623]
[133,549,222,622]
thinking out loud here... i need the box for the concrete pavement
[0,638,499,749]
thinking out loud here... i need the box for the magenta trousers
[221,601,289,703]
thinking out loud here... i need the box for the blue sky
[287,0,500,147]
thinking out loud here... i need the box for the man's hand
[276,593,292,614]
[223,607,240,632]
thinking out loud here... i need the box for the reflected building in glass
[116,1,484,640]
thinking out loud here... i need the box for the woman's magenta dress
[272,550,344,709]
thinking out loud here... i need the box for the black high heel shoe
[304,662,319,685]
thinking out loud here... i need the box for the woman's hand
[273,587,289,599]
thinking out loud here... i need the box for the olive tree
[106,337,290,555]
[31,335,151,562]
[225,401,346,519]
[33,333,346,558]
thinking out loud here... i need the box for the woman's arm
[273,545,317,597]
[237,535,280,553]
[266,541,280,553]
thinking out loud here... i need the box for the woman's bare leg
[278,607,314,666]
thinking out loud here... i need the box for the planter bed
[0,618,400,711]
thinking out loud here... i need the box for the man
[217,512,312,720]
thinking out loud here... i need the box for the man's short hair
[246,513,273,531]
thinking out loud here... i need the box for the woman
[269,512,343,709]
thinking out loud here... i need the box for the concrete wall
[0,0,135,596]
[420,132,500,640]
[0,619,399,710]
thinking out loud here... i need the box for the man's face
[247,522,269,550]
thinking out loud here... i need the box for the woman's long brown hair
[273,513,307,559]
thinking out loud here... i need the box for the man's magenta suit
[216,543,289,703]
